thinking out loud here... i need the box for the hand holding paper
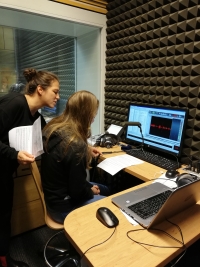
[9,117,44,158]
[17,150,35,165]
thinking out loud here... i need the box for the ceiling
[50,0,108,14]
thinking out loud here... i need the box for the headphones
[95,134,118,148]
[176,173,196,187]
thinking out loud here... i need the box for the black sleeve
[62,146,93,201]
[0,141,18,159]
[0,109,18,159]
[39,113,46,129]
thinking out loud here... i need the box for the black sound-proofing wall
[105,0,200,164]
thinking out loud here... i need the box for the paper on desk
[120,209,138,226]
[153,173,177,189]
[9,117,44,157]
[97,154,143,175]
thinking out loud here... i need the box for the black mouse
[96,207,119,228]
[165,169,180,179]
[176,173,196,187]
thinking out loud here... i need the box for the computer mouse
[96,207,119,228]
[165,169,180,179]
[176,173,196,187]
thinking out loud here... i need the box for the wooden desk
[64,182,200,267]
[98,145,184,182]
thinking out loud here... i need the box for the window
[0,7,102,134]
[0,25,75,120]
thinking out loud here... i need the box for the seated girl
[41,90,110,223]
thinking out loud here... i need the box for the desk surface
[98,145,184,182]
[64,182,200,267]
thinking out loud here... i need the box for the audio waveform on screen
[150,124,171,131]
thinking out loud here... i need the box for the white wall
[0,0,106,132]
[77,29,102,134]
[0,0,106,27]
[0,8,99,37]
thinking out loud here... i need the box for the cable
[125,145,143,151]
[183,152,193,162]
[43,230,80,267]
[80,227,116,260]
[138,125,144,149]
[127,229,183,249]
[165,219,187,267]
[126,219,187,266]
[183,152,193,170]
[165,153,179,169]
[170,249,187,267]
[138,125,148,159]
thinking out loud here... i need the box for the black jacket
[41,132,93,212]
[0,93,46,177]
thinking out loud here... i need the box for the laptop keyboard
[126,149,179,170]
[128,190,172,219]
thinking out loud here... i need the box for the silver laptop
[112,180,200,229]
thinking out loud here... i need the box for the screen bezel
[125,103,188,158]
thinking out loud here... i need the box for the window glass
[0,25,76,121]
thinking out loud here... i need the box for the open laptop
[112,180,200,229]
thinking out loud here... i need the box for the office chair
[30,161,80,267]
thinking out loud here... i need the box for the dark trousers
[47,182,110,224]
[0,175,14,255]
[0,159,17,255]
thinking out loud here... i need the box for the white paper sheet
[97,154,143,175]
[120,209,138,226]
[9,117,44,157]
[32,117,44,157]
[152,173,177,189]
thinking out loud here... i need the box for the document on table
[152,173,177,189]
[9,117,44,158]
[97,154,143,175]
[120,209,138,226]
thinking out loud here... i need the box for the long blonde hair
[43,90,99,167]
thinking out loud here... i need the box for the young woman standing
[0,68,60,267]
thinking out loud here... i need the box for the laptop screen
[125,103,188,157]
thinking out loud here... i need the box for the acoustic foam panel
[105,0,200,164]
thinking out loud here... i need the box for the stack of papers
[9,117,44,158]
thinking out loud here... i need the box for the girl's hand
[89,146,102,158]
[91,185,100,195]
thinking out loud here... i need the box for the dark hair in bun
[23,68,58,95]
[23,68,37,82]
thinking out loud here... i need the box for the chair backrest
[30,161,64,230]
